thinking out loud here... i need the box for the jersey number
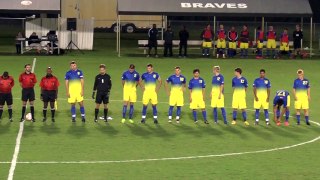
[277,91,285,97]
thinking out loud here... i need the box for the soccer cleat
[154,119,158,124]
[254,120,259,125]
[284,121,289,126]
[306,121,311,126]
[20,118,24,122]
[32,119,35,122]
[297,122,300,125]
[52,118,55,123]
[224,121,228,125]
[168,119,172,123]
[222,54,226,59]
[194,120,198,124]
[176,120,180,124]
[140,119,146,124]
[231,120,237,125]
[9,118,13,122]
[94,119,98,123]
[204,121,209,124]
[81,117,86,123]
[244,121,250,126]
[42,118,47,122]
[266,121,270,126]
[216,54,219,59]
[121,118,126,124]
[72,118,76,123]
[128,119,134,124]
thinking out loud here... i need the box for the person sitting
[15,32,24,54]
[46,31,58,54]
[28,32,41,54]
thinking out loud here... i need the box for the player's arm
[65,79,69,97]
[267,88,270,102]
[182,82,186,92]
[19,74,23,87]
[292,88,297,100]
[92,76,98,99]
[189,89,192,102]
[11,77,15,88]
[307,87,311,101]
[273,105,279,123]
[80,78,84,96]
[253,86,258,101]
[164,80,170,96]
[219,84,224,99]
[156,77,162,92]
[202,87,206,101]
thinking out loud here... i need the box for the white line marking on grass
[7,58,37,180]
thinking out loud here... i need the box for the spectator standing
[163,26,174,57]
[179,25,189,58]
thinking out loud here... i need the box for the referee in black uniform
[92,64,112,122]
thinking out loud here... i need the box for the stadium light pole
[213,16,216,56]
[310,16,313,58]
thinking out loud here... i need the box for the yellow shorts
[190,94,205,109]
[240,43,249,49]
[267,39,276,49]
[202,41,212,48]
[169,91,184,106]
[294,97,309,110]
[280,43,289,51]
[254,97,269,109]
[143,90,158,105]
[68,92,84,104]
[123,88,137,103]
[216,40,226,48]
[228,42,237,49]
[257,41,264,49]
[232,94,247,109]
[211,94,225,108]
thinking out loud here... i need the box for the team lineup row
[0,61,311,126]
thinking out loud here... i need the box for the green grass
[0,38,320,179]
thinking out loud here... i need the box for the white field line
[7,58,37,180]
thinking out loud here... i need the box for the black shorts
[294,41,301,49]
[148,40,158,48]
[42,90,57,102]
[22,88,35,101]
[0,93,13,106]
[95,91,109,104]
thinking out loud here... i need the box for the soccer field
[0,52,319,179]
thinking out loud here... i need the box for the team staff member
[165,66,186,123]
[293,25,303,58]
[147,24,159,58]
[163,26,174,57]
[40,67,59,122]
[227,26,238,58]
[189,69,208,124]
[256,26,264,59]
[179,25,189,57]
[211,66,227,124]
[266,26,277,58]
[239,25,249,58]
[65,61,86,123]
[201,24,214,57]
[253,69,271,125]
[0,72,14,122]
[140,64,162,124]
[121,64,140,124]
[293,69,311,125]
[216,24,226,59]
[231,68,249,126]
[92,64,112,123]
[19,64,37,122]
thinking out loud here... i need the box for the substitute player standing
[211,66,227,124]
[65,61,86,122]
[216,24,226,59]
[293,69,311,125]
[0,72,14,122]
[189,69,208,124]
[273,90,290,126]
[165,66,186,123]
[19,64,37,122]
[92,64,112,123]
[256,26,264,59]
[266,26,277,59]
[279,28,291,58]
[240,25,249,58]
[121,64,140,124]
[227,26,238,58]
[253,69,271,125]
[141,64,162,124]
[231,68,249,126]
[40,67,59,122]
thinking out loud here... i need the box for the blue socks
[264,109,269,120]
[152,105,157,118]
[129,105,134,119]
[122,105,127,118]
[142,106,147,119]
[202,110,207,121]
[221,108,227,123]
[213,108,218,122]
[305,116,309,123]
[296,115,301,124]
[168,106,174,117]
[80,106,85,117]
[233,110,237,120]
[255,109,260,120]
[242,111,247,121]
[177,106,181,117]
[276,109,280,118]
[71,105,76,118]
[285,110,290,121]
[193,110,197,121]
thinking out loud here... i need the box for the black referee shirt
[93,73,112,93]
[293,31,303,42]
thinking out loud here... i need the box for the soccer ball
[25,113,32,121]
[21,0,32,6]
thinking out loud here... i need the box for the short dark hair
[235,67,242,74]
[3,71,9,77]
[147,64,153,68]
[260,69,266,73]
[193,69,200,74]
[99,64,106,69]
[129,64,135,69]
[175,66,180,70]
[243,24,248,27]
[70,61,76,65]
[24,64,31,68]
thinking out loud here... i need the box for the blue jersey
[293,78,310,98]
[141,72,160,91]
[65,69,83,91]
[212,74,224,94]
[122,70,140,89]
[253,78,271,97]
[273,90,290,107]
[189,77,206,95]
[166,74,186,91]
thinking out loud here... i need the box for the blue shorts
[273,96,290,108]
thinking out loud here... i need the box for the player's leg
[141,91,149,123]
[240,98,248,125]
[304,109,310,125]
[244,43,249,58]
[103,93,110,122]
[232,95,238,124]
[94,103,100,122]
[242,109,248,124]
[151,92,158,124]
[296,109,301,125]
[70,103,76,122]
[0,94,4,119]
[254,99,260,125]
[216,41,221,58]
[29,89,35,122]
[273,105,280,125]
[49,100,55,122]
[168,94,175,122]
[78,100,85,122]
[42,100,48,122]
[192,109,198,123]
[263,100,270,125]
[240,43,244,58]
[128,102,134,123]
[271,40,276,58]
[202,108,208,124]
[213,107,218,123]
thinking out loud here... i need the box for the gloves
[92,91,95,99]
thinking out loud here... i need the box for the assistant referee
[92,64,112,122]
